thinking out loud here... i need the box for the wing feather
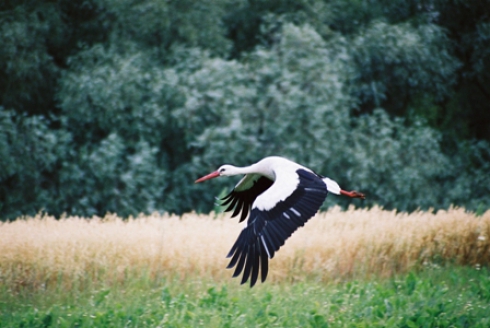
[251,241,261,286]
[231,200,243,218]
[233,250,247,278]
[226,249,240,269]
[224,197,239,212]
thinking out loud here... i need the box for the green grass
[1,266,490,327]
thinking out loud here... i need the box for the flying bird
[195,156,364,287]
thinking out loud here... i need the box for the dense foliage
[3,267,490,327]
[1,0,489,219]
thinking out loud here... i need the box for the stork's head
[195,165,237,183]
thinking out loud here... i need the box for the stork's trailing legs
[340,190,365,199]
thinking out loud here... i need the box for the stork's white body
[195,156,364,287]
[230,157,340,211]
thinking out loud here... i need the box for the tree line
[1,0,489,219]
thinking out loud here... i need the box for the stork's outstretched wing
[226,169,328,287]
[221,174,273,222]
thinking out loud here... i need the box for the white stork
[195,156,365,287]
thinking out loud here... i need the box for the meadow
[1,207,490,327]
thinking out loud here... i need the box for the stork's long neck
[249,161,275,180]
[230,165,255,175]
[231,162,274,180]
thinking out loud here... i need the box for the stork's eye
[219,168,225,173]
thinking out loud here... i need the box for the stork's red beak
[195,170,220,183]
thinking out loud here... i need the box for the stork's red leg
[340,190,365,199]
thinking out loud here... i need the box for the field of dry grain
[1,207,489,291]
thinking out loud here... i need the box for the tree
[1,0,489,219]
[56,43,170,216]
[0,108,70,218]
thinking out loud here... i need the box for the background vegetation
[3,207,489,287]
[1,0,490,219]
[2,209,490,326]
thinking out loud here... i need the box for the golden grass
[1,207,489,290]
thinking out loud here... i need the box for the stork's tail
[323,177,341,195]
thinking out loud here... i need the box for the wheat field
[1,207,489,291]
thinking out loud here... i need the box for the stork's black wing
[221,175,273,222]
[226,169,328,287]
